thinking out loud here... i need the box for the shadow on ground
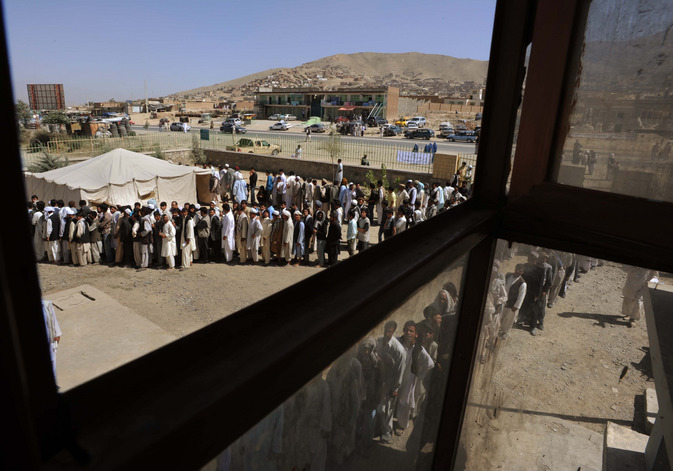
[558,311,631,328]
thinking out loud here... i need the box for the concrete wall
[399,97,483,116]
[203,149,434,186]
[398,97,427,117]
[386,86,400,121]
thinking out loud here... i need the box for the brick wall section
[203,149,434,185]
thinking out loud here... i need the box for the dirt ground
[38,240,656,469]
[38,222,376,338]
[457,246,656,469]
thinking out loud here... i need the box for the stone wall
[203,149,434,186]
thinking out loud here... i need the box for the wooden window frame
[3,1,672,470]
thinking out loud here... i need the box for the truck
[226,138,281,155]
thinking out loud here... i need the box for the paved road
[131,125,476,155]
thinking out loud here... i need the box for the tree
[28,151,68,173]
[42,111,69,125]
[365,164,390,189]
[191,135,206,165]
[318,127,344,181]
[15,99,31,126]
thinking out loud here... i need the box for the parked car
[268,114,281,121]
[446,131,477,142]
[170,122,191,132]
[335,116,350,123]
[304,123,326,133]
[280,114,297,121]
[382,125,402,136]
[408,116,427,128]
[404,128,435,140]
[225,138,281,155]
[395,116,413,127]
[406,122,419,130]
[269,121,291,131]
[367,116,388,127]
[475,112,483,121]
[220,123,247,134]
[225,118,242,126]
[439,122,455,137]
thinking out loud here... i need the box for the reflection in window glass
[201,256,467,471]
[555,0,673,201]
[457,241,658,470]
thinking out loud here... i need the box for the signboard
[396,151,432,165]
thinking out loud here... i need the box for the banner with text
[396,151,433,165]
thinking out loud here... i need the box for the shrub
[28,151,68,173]
[153,143,165,160]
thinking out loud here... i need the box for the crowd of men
[28,162,475,271]
[477,245,655,358]
[211,281,461,471]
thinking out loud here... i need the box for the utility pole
[145,80,149,114]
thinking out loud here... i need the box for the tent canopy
[25,148,211,206]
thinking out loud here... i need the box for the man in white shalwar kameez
[232,174,248,204]
[261,210,273,264]
[59,205,71,264]
[621,265,658,326]
[236,207,249,263]
[42,299,62,384]
[281,210,294,263]
[376,321,406,443]
[221,204,235,262]
[75,212,91,266]
[159,213,177,269]
[43,207,61,263]
[67,211,80,266]
[304,179,314,211]
[247,208,263,263]
[395,321,433,433]
[180,209,196,269]
[32,203,45,261]
[285,174,296,208]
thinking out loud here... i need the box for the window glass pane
[457,240,659,469]
[555,0,673,201]
[201,255,467,471]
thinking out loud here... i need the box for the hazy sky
[4,0,496,106]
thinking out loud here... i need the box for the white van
[439,122,455,137]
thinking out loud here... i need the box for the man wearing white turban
[159,213,177,269]
[221,204,235,262]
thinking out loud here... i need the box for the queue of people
[212,281,461,471]
[28,162,473,271]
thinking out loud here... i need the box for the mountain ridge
[169,52,488,99]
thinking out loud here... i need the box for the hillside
[170,52,488,99]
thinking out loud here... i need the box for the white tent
[25,148,211,206]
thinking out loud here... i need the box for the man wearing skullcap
[235,204,249,264]
[281,210,294,264]
[261,209,273,264]
[180,207,196,269]
[221,204,235,263]
[247,208,263,263]
[43,206,61,263]
[74,210,92,266]
[159,213,177,269]
[291,210,305,266]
